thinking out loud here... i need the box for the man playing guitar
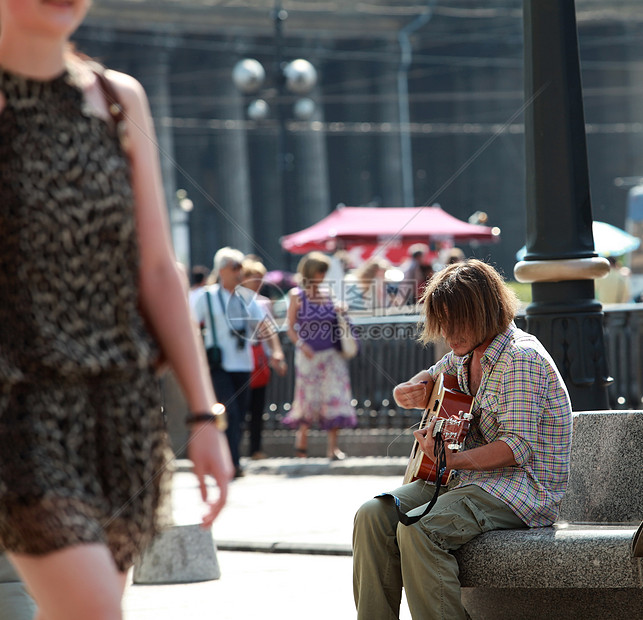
[353,259,573,620]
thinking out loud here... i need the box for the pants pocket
[423,495,494,551]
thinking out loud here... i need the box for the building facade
[77,0,643,274]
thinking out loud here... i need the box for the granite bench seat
[455,523,640,590]
[451,411,643,620]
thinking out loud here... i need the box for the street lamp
[231,2,318,266]
[514,0,611,411]
[176,188,193,214]
[172,188,193,267]
[231,56,318,122]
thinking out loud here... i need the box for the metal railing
[264,314,433,431]
[264,304,643,430]
[602,304,643,409]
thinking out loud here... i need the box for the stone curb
[215,540,353,557]
[174,456,408,477]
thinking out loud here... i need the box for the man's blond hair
[419,259,519,345]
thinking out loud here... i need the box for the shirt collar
[479,322,517,369]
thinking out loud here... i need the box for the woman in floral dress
[283,252,357,459]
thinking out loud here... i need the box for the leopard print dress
[0,62,172,571]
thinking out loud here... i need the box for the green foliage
[507,281,532,304]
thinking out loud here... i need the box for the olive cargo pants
[352,481,525,620]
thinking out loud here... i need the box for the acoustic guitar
[403,373,474,486]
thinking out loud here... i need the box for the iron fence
[264,304,643,431]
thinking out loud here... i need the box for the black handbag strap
[205,291,218,347]
[91,64,130,153]
[216,287,227,325]
[93,69,125,126]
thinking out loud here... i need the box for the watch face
[211,403,228,431]
[212,403,226,416]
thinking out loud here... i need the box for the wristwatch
[209,403,228,431]
[185,403,228,432]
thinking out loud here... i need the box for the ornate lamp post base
[517,0,612,411]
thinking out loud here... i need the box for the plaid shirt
[429,323,573,527]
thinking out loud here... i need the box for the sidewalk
[123,457,413,620]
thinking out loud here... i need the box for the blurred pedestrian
[595,256,631,304]
[445,247,465,265]
[283,252,357,460]
[189,264,211,311]
[344,257,391,314]
[241,258,287,460]
[325,249,350,302]
[193,248,276,477]
[0,3,233,618]
[399,243,430,305]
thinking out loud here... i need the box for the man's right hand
[393,374,433,409]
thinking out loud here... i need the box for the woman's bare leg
[295,425,309,456]
[9,544,127,620]
[327,428,345,460]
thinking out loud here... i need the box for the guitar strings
[384,419,422,458]
[385,399,456,496]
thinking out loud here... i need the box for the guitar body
[403,373,474,486]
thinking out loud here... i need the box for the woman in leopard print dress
[0,1,234,618]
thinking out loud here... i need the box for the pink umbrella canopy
[281,205,500,263]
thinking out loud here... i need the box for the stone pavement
[122,457,413,620]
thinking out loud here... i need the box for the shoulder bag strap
[217,287,227,329]
[205,291,218,347]
[297,288,307,317]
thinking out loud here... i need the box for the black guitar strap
[379,430,448,527]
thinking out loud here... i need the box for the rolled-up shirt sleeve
[499,434,531,466]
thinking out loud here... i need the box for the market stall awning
[281,205,500,263]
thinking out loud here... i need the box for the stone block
[461,587,643,620]
[560,411,643,523]
[455,411,643,619]
[0,583,36,620]
[133,524,220,584]
[455,524,641,589]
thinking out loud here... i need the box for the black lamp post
[172,188,193,267]
[514,0,611,411]
[231,1,318,265]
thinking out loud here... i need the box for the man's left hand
[413,418,454,467]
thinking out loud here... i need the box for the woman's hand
[270,352,288,376]
[300,342,315,359]
[187,425,234,528]
[334,302,348,315]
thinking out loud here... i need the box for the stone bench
[453,411,643,620]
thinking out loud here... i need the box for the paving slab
[172,469,403,552]
[123,459,408,619]
[124,551,413,620]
